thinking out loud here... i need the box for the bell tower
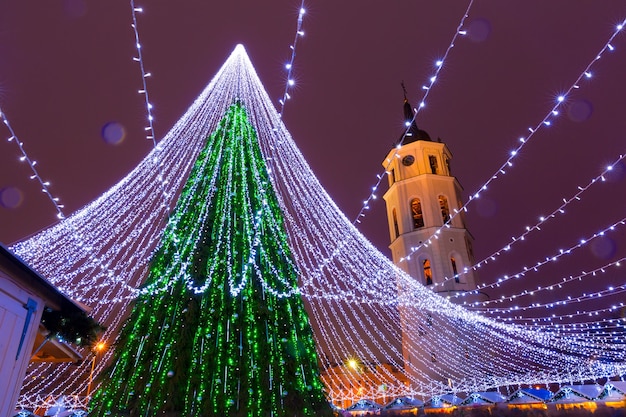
[382,94,478,296]
[382,91,482,387]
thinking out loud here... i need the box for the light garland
[1,107,66,219]
[278,1,307,117]
[8,44,626,408]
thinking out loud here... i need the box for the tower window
[392,208,399,239]
[451,257,460,283]
[410,198,424,229]
[428,155,438,174]
[390,168,396,184]
[423,259,433,286]
[439,195,450,223]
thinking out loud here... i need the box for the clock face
[402,155,415,166]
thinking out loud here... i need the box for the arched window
[439,195,450,223]
[450,257,460,283]
[392,208,400,239]
[411,198,424,229]
[423,259,433,286]
[428,155,438,174]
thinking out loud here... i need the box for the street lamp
[86,341,106,397]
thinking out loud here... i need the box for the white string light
[130,1,157,145]
[277,1,306,117]
[466,216,626,295]
[1,108,66,220]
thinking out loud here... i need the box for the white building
[382,95,482,385]
[0,244,86,417]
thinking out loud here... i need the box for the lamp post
[86,342,106,397]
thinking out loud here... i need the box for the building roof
[551,384,603,402]
[345,399,382,411]
[599,381,626,400]
[426,393,464,408]
[0,243,89,362]
[507,387,552,403]
[0,244,86,315]
[460,391,507,406]
[382,396,424,410]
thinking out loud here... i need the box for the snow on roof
[599,381,626,400]
[345,399,383,411]
[426,394,464,408]
[382,396,424,410]
[460,392,506,406]
[507,388,552,403]
[552,385,603,402]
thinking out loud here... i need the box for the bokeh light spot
[475,197,497,218]
[467,18,491,43]
[590,236,616,260]
[64,0,87,19]
[101,122,126,145]
[566,99,593,122]
[0,186,24,209]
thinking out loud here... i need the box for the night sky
[1,2,625,316]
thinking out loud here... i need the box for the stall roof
[551,385,603,402]
[507,388,552,403]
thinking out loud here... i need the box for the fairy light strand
[278,1,306,116]
[1,108,66,220]
[130,0,157,145]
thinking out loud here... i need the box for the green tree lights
[90,102,332,417]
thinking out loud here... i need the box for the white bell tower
[381,93,482,386]
[382,97,478,296]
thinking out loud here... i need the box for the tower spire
[399,82,430,143]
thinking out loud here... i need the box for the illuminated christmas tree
[90,101,332,417]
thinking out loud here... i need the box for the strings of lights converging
[457,216,626,296]
[11,45,626,405]
[6,16,625,413]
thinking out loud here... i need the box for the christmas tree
[90,101,332,416]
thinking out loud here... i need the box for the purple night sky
[1,1,625,318]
